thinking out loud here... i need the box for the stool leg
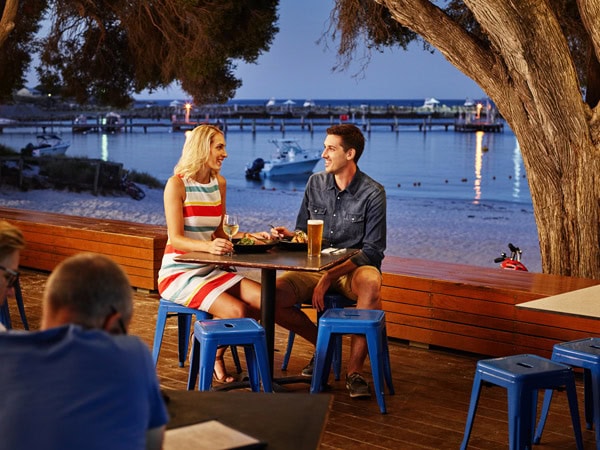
[332,335,342,381]
[243,345,261,392]
[366,327,387,414]
[230,346,242,374]
[460,371,483,450]
[590,369,600,447]
[310,327,334,393]
[565,376,584,450]
[152,305,168,366]
[177,313,193,367]
[187,336,200,390]
[253,338,274,393]
[534,389,553,444]
[507,384,526,450]
[583,369,593,429]
[199,341,219,391]
[281,331,295,371]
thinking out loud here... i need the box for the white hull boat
[245,138,320,179]
[21,134,70,157]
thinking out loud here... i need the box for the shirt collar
[326,167,363,195]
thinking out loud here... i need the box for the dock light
[476,103,483,119]
[184,102,192,123]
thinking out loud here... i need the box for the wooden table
[174,246,359,378]
[516,284,600,319]
[164,390,332,449]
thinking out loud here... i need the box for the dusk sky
[142,0,485,101]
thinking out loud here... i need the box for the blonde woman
[158,124,265,384]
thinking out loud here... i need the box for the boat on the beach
[20,134,70,157]
[101,112,124,133]
[245,138,320,179]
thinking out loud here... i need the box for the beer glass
[307,219,324,257]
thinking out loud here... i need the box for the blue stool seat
[0,278,28,330]
[460,354,583,450]
[187,318,273,392]
[310,308,394,414]
[282,292,355,380]
[534,338,600,447]
[152,298,241,371]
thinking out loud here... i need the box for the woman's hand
[209,237,233,255]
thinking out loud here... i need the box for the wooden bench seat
[0,207,167,291]
[381,256,600,358]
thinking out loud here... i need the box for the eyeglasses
[0,265,19,288]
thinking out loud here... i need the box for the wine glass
[223,214,239,255]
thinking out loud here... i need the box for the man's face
[322,134,353,174]
[0,251,20,303]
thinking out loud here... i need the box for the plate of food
[277,231,329,251]
[233,235,278,253]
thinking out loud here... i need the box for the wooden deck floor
[9,268,596,449]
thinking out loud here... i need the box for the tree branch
[0,0,18,48]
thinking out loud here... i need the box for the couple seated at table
[158,123,386,399]
[0,241,168,449]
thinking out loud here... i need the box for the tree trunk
[377,0,600,279]
[0,0,18,49]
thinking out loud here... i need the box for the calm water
[0,119,530,206]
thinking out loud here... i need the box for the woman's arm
[164,176,228,254]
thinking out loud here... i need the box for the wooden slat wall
[381,256,600,358]
[0,207,167,291]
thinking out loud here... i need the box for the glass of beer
[307,219,324,257]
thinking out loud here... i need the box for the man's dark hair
[326,124,365,163]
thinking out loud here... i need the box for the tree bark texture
[0,0,18,48]
[376,0,599,279]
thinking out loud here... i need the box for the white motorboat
[245,138,320,179]
[423,97,440,108]
[21,134,70,157]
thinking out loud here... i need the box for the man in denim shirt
[273,124,386,398]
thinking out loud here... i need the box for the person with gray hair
[0,253,168,450]
[0,220,25,330]
[41,252,133,333]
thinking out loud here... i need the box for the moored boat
[245,138,320,179]
[21,134,70,157]
[102,112,124,133]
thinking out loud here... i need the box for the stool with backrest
[0,278,28,330]
[534,337,600,447]
[310,308,394,414]
[187,318,273,392]
[281,292,355,380]
[152,298,241,371]
[460,353,583,450]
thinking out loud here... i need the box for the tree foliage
[332,0,600,279]
[1,0,278,106]
[0,0,48,99]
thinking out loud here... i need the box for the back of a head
[43,253,133,330]
[0,220,25,260]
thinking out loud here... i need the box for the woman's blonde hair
[0,220,24,260]
[173,124,224,179]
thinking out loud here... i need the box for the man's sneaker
[301,354,315,377]
[345,372,371,398]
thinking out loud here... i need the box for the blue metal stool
[152,298,241,371]
[187,318,273,392]
[282,292,355,380]
[534,338,600,447]
[0,278,29,330]
[460,354,583,450]
[310,308,394,414]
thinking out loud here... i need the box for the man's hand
[312,272,332,311]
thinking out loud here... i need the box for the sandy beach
[0,183,542,272]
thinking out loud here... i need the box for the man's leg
[344,266,382,397]
[274,273,319,346]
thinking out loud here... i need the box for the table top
[174,246,360,272]
[516,284,600,319]
[164,390,332,450]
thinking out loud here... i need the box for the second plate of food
[233,238,278,253]
[278,238,329,251]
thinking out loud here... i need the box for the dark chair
[0,278,29,330]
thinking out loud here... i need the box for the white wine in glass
[223,214,239,255]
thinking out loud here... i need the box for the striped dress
[158,176,242,311]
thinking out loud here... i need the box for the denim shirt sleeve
[295,170,386,271]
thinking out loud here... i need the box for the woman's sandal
[213,355,236,385]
